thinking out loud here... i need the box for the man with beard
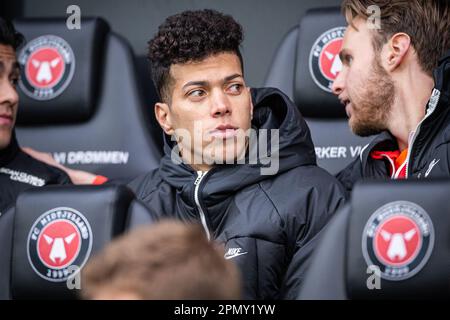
[129,9,345,299]
[332,0,450,194]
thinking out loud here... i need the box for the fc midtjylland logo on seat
[18,35,75,101]
[27,207,92,282]
[362,201,435,281]
[309,27,346,93]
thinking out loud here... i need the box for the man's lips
[0,114,13,126]
[345,102,352,118]
[209,125,239,139]
[339,98,352,118]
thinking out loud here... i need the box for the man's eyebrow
[0,60,20,75]
[182,74,243,90]
[223,74,243,82]
[182,80,208,90]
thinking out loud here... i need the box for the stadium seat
[298,179,450,299]
[265,7,371,174]
[0,185,155,299]
[13,18,163,181]
[134,55,164,151]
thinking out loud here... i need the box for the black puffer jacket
[0,133,71,214]
[129,87,345,299]
[337,51,450,195]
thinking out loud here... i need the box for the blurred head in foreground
[81,220,241,300]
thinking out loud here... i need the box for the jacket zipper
[405,89,441,178]
[194,171,211,241]
[379,154,395,179]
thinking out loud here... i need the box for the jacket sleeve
[57,170,72,185]
[43,164,72,185]
[279,173,346,299]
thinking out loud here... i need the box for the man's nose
[331,70,345,96]
[210,90,231,117]
[0,80,19,108]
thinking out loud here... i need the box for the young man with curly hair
[129,9,346,299]
[333,0,450,193]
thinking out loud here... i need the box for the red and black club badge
[27,207,92,282]
[18,35,75,101]
[309,27,346,93]
[362,201,434,281]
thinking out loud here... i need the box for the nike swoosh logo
[224,252,248,260]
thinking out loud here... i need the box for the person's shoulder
[275,164,343,191]
[13,150,71,184]
[128,168,164,199]
[260,165,345,213]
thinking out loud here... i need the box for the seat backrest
[134,55,164,151]
[0,184,154,299]
[265,7,371,174]
[299,179,450,299]
[14,18,163,180]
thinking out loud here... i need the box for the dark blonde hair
[342,0,450,75]
[81,220,241,300]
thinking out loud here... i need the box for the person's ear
[385,32,411,72]
[155,102,174,135]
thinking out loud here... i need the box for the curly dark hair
[147,9,244,102]
[0,16,24,50]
